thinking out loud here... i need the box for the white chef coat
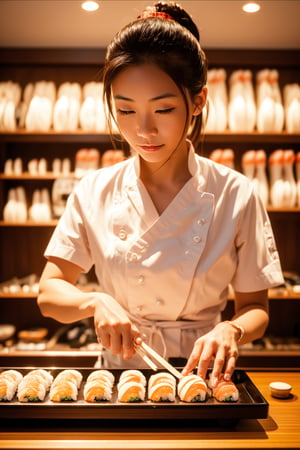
[45,142,284,366]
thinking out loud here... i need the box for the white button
[136,305,143,313]
[138,275,145,285]
[119,229,127,240]
[193,235,202,244]
[197,218,206,226]
[128,253,138,262]
[156,298,164,306]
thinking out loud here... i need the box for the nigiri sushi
[17,379,46,402]
[84,379,113,402]
[117,381,145,403]
[148,372,176,402]
[211,376,239,402]
[49,380,78,402]
[52,369,82,389]
[178,374,207,403]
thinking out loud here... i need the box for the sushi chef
[38,2,284,388]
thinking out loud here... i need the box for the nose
[136,113,157,138]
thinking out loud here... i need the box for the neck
[140,141,190,186]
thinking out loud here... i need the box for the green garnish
[128,396,141,403]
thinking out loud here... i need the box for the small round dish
[269,381,292,398]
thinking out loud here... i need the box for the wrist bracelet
[225,321,245,342]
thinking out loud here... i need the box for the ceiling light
[81,1,99,12]
[242,2,261,13]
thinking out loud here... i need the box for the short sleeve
[231,189,284,292]
[44,182,93,273]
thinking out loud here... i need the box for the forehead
[111,63,181,99]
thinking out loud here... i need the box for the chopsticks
[135,341,183,379]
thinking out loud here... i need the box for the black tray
[0,368,268,421]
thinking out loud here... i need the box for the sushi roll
[178,374,207,403]
[117,381,145,403]
[211,375,239,402]
[52,369,82,389]
[17,378,47,402]
[0,378,18,402]
[49,380,78,402]
[148,372,176,402]
[84,379,113,402]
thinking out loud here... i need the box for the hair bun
[154,1,200,41]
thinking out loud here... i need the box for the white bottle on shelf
[40,188,52,222]
[282,150,297,208]
[29,189,42,222]
[28,158,38,176]
[254,150,269,207]
[3,188,17,222]
[269,150,285,208]
[15,186,27,222]
[296,152,300,207]
[283,83,300,133]
[4,159,13,175]
[241,150,256,180]
[38,158,47,175]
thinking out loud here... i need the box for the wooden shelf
[1,130,299,144]
[0,130,116,144]
[0,221,57,227]
[0,173,77,180]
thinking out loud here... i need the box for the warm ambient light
[81,1,99,12]
[242,2,261,13]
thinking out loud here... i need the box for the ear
[192,86,208,116]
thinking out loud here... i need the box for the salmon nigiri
[50,380,78,402]
[117,381,145,403]
[211,375,239,402]
[178,374,207,403]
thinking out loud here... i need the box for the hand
[93,293,141,360]
[182,322,239,387]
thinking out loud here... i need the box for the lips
[138,144,164,152]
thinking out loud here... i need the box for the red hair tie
[139,11,174,21]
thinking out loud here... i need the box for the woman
[38,2,283,387]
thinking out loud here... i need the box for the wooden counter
[0,371,299,449]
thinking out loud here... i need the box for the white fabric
[45,142,284,363]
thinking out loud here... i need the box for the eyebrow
[114,93,177,102]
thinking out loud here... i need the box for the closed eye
[118,109,135,115]
[156,107,175,114]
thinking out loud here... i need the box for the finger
[121,330,135,360]
[210,348,226,387]
[109,332,122,354]
[223,350,238,381]
[182,341,203,376]
[196,346,217,380]
[96,328,110,348]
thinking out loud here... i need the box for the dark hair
[103,2,207,151]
